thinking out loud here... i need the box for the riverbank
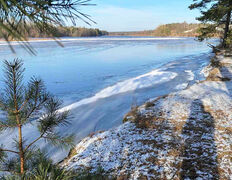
[63,50,232,179]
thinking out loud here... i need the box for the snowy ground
[64,54,232,179]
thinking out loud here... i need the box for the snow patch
[200,64,212,77]
[64,122,181,179]
[60,70,177,112]
[185,70,194,81]
[175,83,188,90]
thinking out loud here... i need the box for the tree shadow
[130,106,183,179]
[180,99,219,179]
[218,65,232,93]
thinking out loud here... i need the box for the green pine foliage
[0,59,74,177]
[189,0,232,48]
[1,150,78,179]
[0,0,95,53]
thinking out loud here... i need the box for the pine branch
[43,133,74,149]
[0,0,95,53]
[23,78,50,121]
[23,133,44,153]
[25,98,49,120]
[0,124,10,131]
[0,97,8,111]
[0,156,21,175]
[0,169,20,175]
[18,99,29,112]
[0,148,18,154]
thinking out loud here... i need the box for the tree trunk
[18,124,24,175]
[223,9,232,48]
[12,66,25,175]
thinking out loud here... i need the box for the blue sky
[76,0,200,32]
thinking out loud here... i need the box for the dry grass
[59,147,78,165]
[145,101,155,108]
[123,106,139,123]
[206,67,231,81]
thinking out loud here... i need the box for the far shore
[0,36,188,43]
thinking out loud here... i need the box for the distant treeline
[51,27,109,37]
[109,22,203,37]
[0,26,109,39]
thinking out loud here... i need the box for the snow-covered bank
[63,52,232,179]
[60,69,177,112]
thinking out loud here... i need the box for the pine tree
[0,0,95,53]
[0,59,74,177]
[189,0,232,48]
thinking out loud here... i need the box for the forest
[47,26,109,37]
[110,22,206,37]
[0,25,108,39]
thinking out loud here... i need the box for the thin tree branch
[0,148,19,154]
[23,133,44,153]
[0,120,18,129]
[26,97,48,120]
[18,99,29,112]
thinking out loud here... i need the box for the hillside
[109,22,201,37]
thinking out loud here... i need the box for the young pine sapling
[0,59,74,176]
